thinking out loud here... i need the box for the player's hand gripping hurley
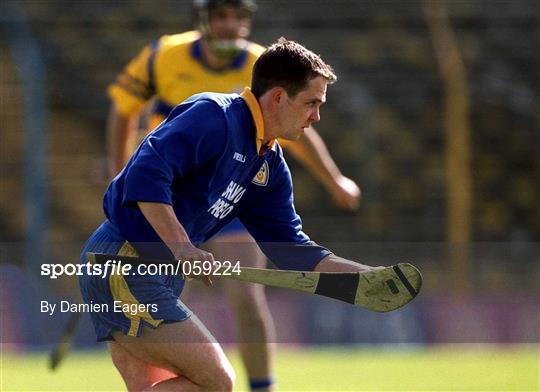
[87,252,422,312]
[50,253,422,371]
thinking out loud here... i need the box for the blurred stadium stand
[1,0,538,348]
[4,0,537,242]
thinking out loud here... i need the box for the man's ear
[269,87,285,105]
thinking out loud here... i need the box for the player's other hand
[329,175,361,211]
[173,243,214,287]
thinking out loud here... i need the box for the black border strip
[392,265,418,297]
[314,273,359,304]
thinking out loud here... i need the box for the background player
[106,1,361,390]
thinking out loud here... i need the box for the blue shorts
[214,217,247,237]
[79,221,191,342]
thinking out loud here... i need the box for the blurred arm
[283,126,361,211]
[106,42,158,178]
[106,104,138,178]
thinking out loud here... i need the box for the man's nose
[309,108,320,123]
[224,16,242,31]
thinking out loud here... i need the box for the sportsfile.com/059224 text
[40,260,242,279]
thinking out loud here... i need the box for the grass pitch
[1,345,538,391]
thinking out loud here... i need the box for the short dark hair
[251,37,337,99]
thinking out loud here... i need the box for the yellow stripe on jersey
[241,87,276,154]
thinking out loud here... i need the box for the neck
[258,93,279,144]
[200,38,232,70]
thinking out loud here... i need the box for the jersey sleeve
[239,153,331,271]
[121,100,226,206]
[247,41,266,57]
[107,40,160,117]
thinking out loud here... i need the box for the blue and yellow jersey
[107,31,265,131]
[103,89,330,270]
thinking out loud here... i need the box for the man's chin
[279,128,305,141]
[210,38,248,58]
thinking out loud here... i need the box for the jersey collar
[240,87,276,155]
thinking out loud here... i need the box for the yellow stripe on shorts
[109,241,163,336]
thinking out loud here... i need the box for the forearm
[137,201,214,285]
[314,253,377,273]
[106,105,137,177]
[285,126,361,210]
[285,126,342,190]
[137,202,191,247]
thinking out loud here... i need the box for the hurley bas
[40,300,157,316]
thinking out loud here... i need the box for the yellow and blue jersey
[82,36,327,342]
[107,31,264,131]
[81,89,330,341]
[103,89,330,270]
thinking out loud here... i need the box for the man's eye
[212,10,227,19]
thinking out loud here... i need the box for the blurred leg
[110,315,235,391]
[211,231,276,391]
